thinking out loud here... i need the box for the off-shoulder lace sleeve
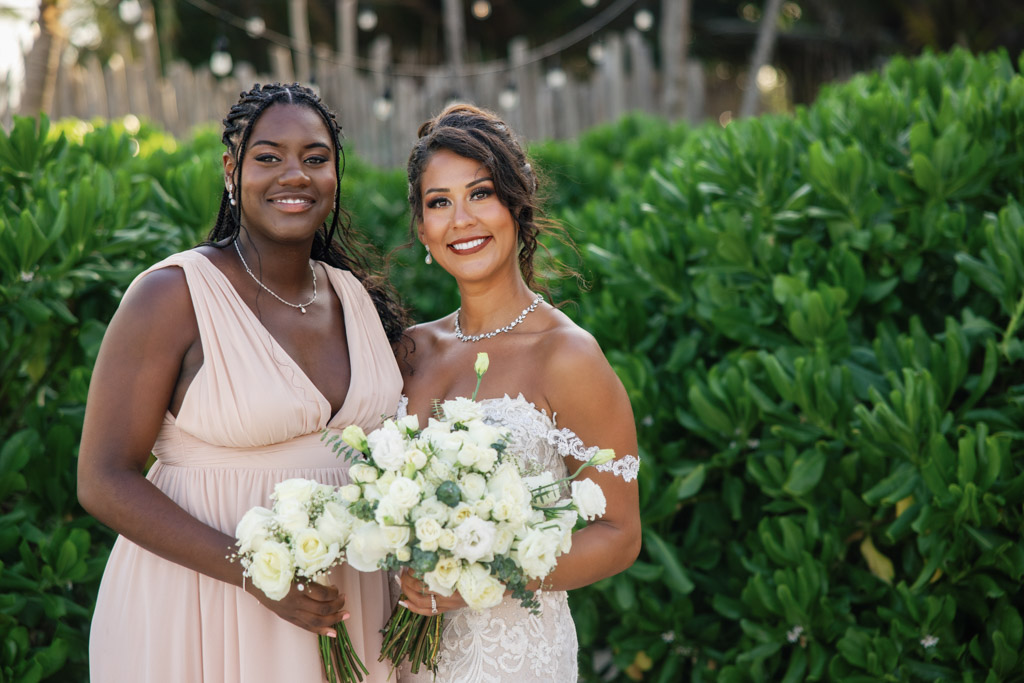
[545,427,640,482]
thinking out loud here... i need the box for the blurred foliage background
[2,46,1024,681]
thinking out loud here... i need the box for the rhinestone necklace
[234,239,317,314]
[454,294,543,342]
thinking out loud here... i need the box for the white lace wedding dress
[396,393,640,683]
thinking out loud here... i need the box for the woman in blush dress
[79,83,404,683]
[395,103,642,682]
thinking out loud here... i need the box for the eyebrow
[424,177,493,194]
[249,140,331,151]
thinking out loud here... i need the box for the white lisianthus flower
[460,472,487,501]
[552,510,578,554]
[376,470,397,495]
[452,516,497,563]
[405,448,428,471]
[275,499,311,536]
[491,496,527,526]
[411,496,450,524]
[474,352,489,376]
[492,523,517,555]
[272,478,318,505]
[438,528,457,551]
[388,476,421,511]
[345,522,390,572]
[514,527,561,579]
[423,556,462,596]
[466,421,503,449]
[422,418,451,437]
[316,500,355,546]
[414,517,444,546]
[367,425,407,471]
[448,502,475,527]
[349,463,378,484]
[426,456,454,483]
[341,424,369,453]
[375,497,406,527]
[249,540,295,600]
[442,396,485,423]
[235,506,274,554]
[339,484,362,503]
[457,562,505,611]
[571,479,607,520]
[524,472,560,506]
[398,414,421,434]
[589,448,616,467]
[380,524,411,551]
[487,462,528,504]
[362,483,383,502]
[292,528,339,576]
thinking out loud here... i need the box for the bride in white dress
[395,103,642,682]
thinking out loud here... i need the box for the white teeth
[274,198,309,204]
[451,238,486,251]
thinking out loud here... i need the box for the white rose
[492,523,517,555]
[411,497,450,524]
[549,510,578,554]
[235,506,274,554]
[376,470,397,495]
[457,562,505,611]
[292,528,339,576]
[441,397,484,423]
[398,414,421,434]
[396,547,412,562]
[388,476,422,511]
[273,478,318,505]
[452,516,497,564]
[466,421,503,449]
[487,463,529,506]
[491,496,527,526]
[472,497,494,519]
[349,463,378,484]
[448,502,475,527]
[459,472,488,501]
[405,448,428,471]
[414,517,444,545]
[456,442,484,469]
[367,425,407,471]
[423,555,462,596]
[438,529,457,551]
[248,540,295,601]
[514,527,560,579]
[362,483,383,502]
[380,524,411,551]
[275,499,311,536]
[339,484,362,503]
[473,446,499,473]
[316,501,355,547]
[571,479,607,520]
[426,456,454,483]
[345,522,390,572]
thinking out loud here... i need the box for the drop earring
[424,246,432,265]
[227,183,236,206]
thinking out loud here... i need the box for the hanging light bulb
[498,81,519,110]
[245,16,266,38]
[134,21,154,42]
[210,36,233,77]
[634,9,654,32]
[545,66,567,89]
[581,0,599,6]
[118,0,143,25]
[587,41,605,64]
[373,88,393,120]
[357,8,378,31]
[471,0,492,19]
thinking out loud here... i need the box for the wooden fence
[3,28,716,167]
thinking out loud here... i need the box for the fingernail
[398,600,408,609]
[327,630,337,638]
[341,613,351,622]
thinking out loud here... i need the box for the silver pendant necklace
[454,294,543,342]
[234,239,317,314]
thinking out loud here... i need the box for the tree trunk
[740,0,784,117]
[17,0,65,117]
[660,0,693,120]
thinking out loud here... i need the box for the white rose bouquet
[232,478,366,683]
[322,353,612,675]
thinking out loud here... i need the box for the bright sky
[0,0,38,109]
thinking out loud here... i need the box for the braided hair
[407,103,572,294]
[206,82,406,343]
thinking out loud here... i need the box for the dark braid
[204,83,406,343]
[407,103,576,296]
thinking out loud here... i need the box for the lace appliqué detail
[546,427,641,482]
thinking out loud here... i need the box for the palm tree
[17,0,67,117]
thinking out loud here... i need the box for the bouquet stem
[379,604,443,675]
[319,621,368,683]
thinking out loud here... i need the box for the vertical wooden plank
[508,38,534,141]
[84,57,108,120]
[269,45,295,84]
[288,0,312,84]
[626,28,654,113]
[598,32,625,124]
[126,62,151,119]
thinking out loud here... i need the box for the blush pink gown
[88,250,403,682]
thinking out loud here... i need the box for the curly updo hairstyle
[206,82,405,342]
[406,103,575,294]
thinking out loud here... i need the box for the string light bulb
[498,81,519,110]
[634,9,654,32]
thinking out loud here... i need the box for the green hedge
[1,47,1022,682]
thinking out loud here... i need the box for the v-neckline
[196,250,354,425]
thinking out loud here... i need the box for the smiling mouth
[271,198,313,205]
[450,237,488,252]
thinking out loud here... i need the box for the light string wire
[178,0,642,78]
